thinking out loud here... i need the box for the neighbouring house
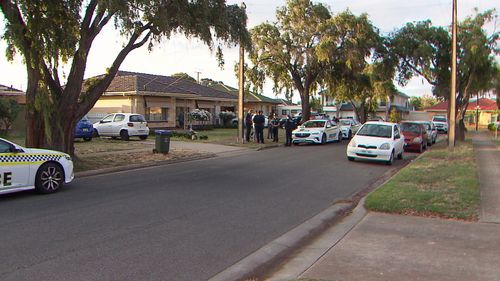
[86,71,238,128]
[0,84,26,104]
[374,91,412,121]
[0,84,26,133]
[425,98,499,126]
[203,80,282,116]
[317,90,412,121]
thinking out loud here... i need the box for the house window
[146,107,168,121]
[379,99,386,106]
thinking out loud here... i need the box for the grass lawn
[171,127,286,149]
[365,141,480,221]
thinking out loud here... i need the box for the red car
[400,122,428,153]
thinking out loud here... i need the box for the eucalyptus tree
[248,0,331,122]
[1,0,249,154]
[389,10,499,140]
[316,11,392,123]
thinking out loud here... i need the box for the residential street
[0,142,413,281]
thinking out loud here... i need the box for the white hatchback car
[0,138,74,195]
[292,119,342,145]
[346,122,405,165]
[93,113,150,140]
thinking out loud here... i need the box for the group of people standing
[244,110,297,146]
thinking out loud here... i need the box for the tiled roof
[206,82,281,103]
[0,84,24,94]
[95,71,237,100]
[426,98,498,111]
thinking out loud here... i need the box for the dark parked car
[400,121,428,153]
[75,116,93,141]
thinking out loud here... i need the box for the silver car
[416,121,437,145]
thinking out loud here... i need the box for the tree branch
[80,0,98,32]
[76,26,153,117]
[402,58,437,86]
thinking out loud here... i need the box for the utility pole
[448,0,457,149]
[237,2,246,143]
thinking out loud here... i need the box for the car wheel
[83,137,92,142]
[337,132,342,142]
[418,143,423,153]
[397,150,403,160]
[321,134,326,144]
[35,162,64,194]
[347,156,355,161]
[92,129,99,137]
[120,130,129,141]
[139,135,148,140]
[386,151,394,165]
[348,130,352,139]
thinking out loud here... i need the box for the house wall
[88,96,133,123]
[339,111,357,120]
[246,102,274,116]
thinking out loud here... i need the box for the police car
[0,138,74,195]
[292,119,342,145]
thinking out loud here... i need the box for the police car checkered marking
[0,154,62,163]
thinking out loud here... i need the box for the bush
[0,99,21,133]
[219,111,236,127]
[487,122,498,131]
[188,109,211,121]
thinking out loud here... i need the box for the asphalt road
[0,141,413,281]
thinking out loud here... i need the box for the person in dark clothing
[267,113,274,139]
[284,115,296,146]
[270,114,280,142]
[245,109,254,142]
[253,110,266,143]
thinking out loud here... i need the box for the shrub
[188,109,211,121]
[487,122,498,131]
[219,111,236,127]
[0,99,21,133]
[389,108,401,123]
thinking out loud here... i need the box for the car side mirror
[394,135,400,140]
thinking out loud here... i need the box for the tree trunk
[24,68,46,148]
[299,89,311,123]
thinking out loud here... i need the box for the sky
[0,0,499,100]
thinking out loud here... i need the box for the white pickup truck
[432,115,448,133]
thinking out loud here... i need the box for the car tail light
[127,123,134,127]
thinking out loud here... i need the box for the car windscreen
[302,121,325,128]
[129,115,146,122]
[401,123,421,133]
[340,120,351,126]
[433,117,446,122]
[357,124,392,138]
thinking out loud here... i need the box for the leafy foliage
[409,95,440,110]
[389,9,499,140]
[388,108,401,123]
[317,11,393,123]
[248,0,331,121]
[188,109,212,121]
[0,98,21,133]
[1,0,249,154]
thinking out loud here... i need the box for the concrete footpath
[269,132,500,281]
